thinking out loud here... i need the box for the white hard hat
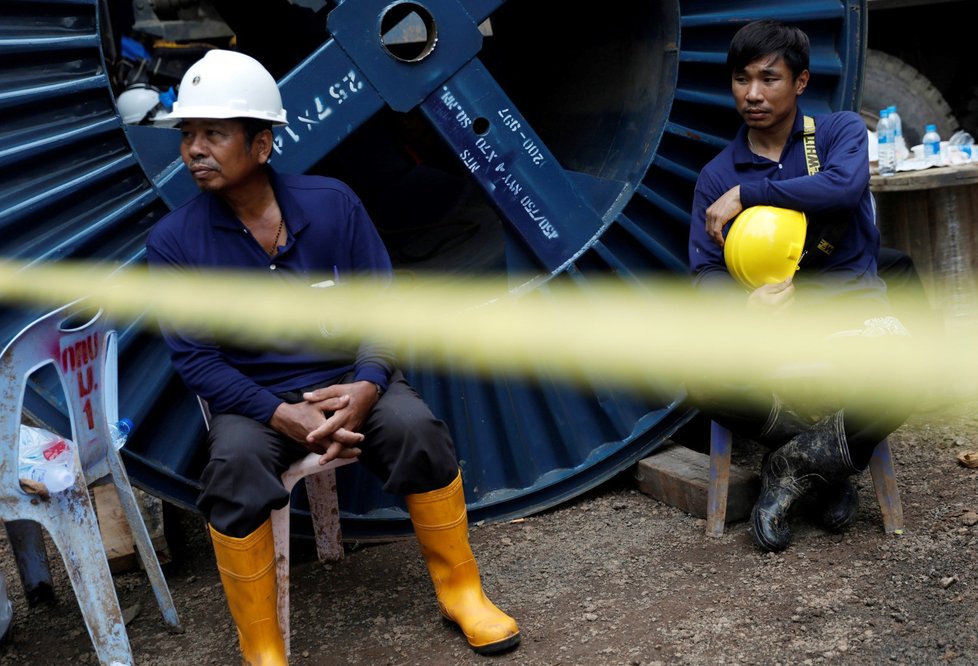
[153,49,288,128]
[117,84,162,124]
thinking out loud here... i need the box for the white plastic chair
[197,397,355,657]
[0,300,181,665]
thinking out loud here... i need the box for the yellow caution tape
[0,260,973,410]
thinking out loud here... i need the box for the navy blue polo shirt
[689,109,884,302]
[146,166,395,423]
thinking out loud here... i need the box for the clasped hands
[270,380,379,465]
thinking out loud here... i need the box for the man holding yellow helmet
[687,20,915,552]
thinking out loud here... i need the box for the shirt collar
[733,108,807,165]
[205,164,311,235]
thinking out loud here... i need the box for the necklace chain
[266,218,285,257]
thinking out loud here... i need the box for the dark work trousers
[693,384,910,471]
[687,306,915,472]
[199,369,459,537]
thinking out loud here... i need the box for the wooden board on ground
[93,484,170,574]
[634,443,759,522]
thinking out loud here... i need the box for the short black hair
[726,20,810,79]
[239,117,274,149]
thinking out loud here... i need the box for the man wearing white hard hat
[146,49,520,664]
[686,21,917,553]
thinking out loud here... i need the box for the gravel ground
[1,396,977,665]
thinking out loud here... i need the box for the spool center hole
[380,3,437,63]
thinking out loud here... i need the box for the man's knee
[878,246,928,301]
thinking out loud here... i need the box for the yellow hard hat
[724,205,807,290]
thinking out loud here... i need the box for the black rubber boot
[799,477,859,532]
[755,395,815,449]
[751,411,858,552]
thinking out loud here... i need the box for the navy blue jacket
[689,109,885,302]
[146,167,395,423]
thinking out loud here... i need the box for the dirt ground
[1,395,977,666]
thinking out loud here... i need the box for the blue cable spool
[0,0,867,540]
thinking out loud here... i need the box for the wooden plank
[93,484,170,574]
[634,444,759,522]
[871,163,978,193]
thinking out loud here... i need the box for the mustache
[188,158,221,171]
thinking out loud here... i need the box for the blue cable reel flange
[1,0,866,539]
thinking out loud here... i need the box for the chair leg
[270,454,354,658]
[5,520,55,605]
[306,469,344,562]
[706,422,733,537]
[106,461,182,630]
[46,492,132,666]
[869,438,904,534]
[270,501,293,658]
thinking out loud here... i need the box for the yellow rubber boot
[209,521,287,666]
[406,470,521,654]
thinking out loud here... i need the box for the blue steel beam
[420,60,607,274]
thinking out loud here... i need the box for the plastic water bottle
[18,425,76,493]
[877,109,896,176]
[110,418,134,450]
[922,124,942,167]
[887,105,908,164]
